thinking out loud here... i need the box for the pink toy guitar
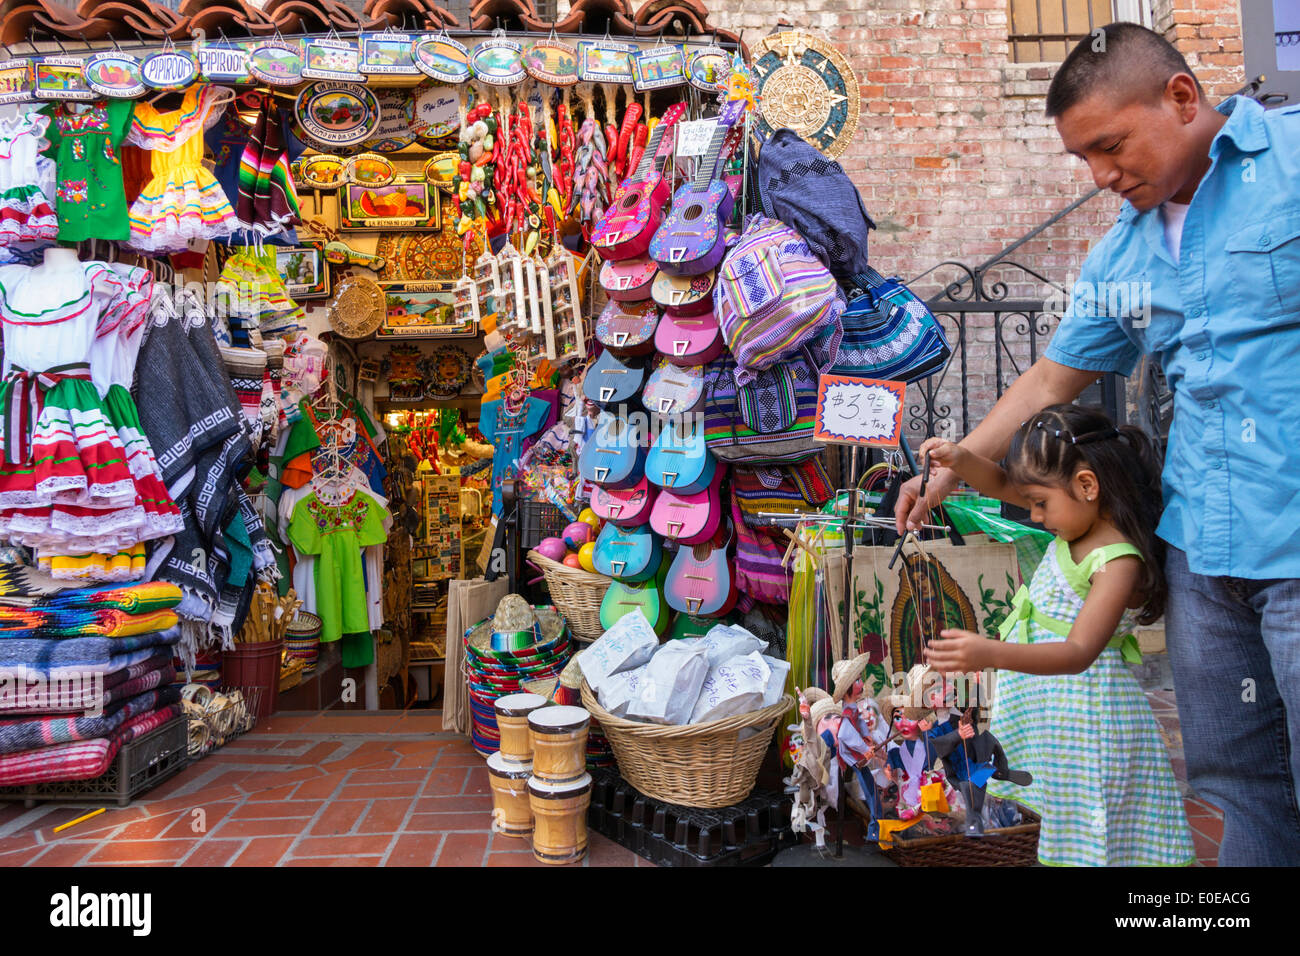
[589,103,688,261]
[664,528,737,617]
[650,457,726,545]
[653,306,726,366]
[649,100,746,276]
[590,476,656,528]
[651,268,715,317]
[643,356,706,418]
[600,255,658,302]
[594,298,660,356]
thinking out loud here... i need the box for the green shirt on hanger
[41,99,134,243]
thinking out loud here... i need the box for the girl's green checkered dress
[986,536,1194,866]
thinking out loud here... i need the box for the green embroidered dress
[41,99,134,243]
[986,536,1194,866]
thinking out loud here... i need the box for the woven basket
[329,275,385,338]
[877,805,1041,867]
[580,681,792,808]
[527,550,611,643]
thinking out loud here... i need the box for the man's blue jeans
[1164,546,1300,865]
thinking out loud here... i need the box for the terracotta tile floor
[0,689,1222,867]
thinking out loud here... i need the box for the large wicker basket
[581,681,793,808]
[527,550,611,643]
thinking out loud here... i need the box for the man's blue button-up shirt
[1044,96,1300,579]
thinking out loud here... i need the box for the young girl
[919,404,1194,866]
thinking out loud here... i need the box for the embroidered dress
[0,107,57,244]
[40,99,134,242]
[986,537,1195,866]
[479,396,550,515]
[287,488,387,668]
[125,85,238,253]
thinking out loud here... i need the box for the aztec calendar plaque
[376,223,486,282]
[751,31,859,159]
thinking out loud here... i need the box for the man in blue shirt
[896,23,1300,866]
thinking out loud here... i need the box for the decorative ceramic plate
[302,37,364,82]
[469,38,525,86]
[83,52,144,98]
[344,152,397,186]
[297,154,345,190]
[687,45,731,93]
[248,42,304,86]
[523,40,579,86]
[413,35,470,84]
[141,50,198,90]
[294,81,381,148]
[578,39,636,83]
[411,83,462,145]
[363,89,417,152]
[751,30,860,159]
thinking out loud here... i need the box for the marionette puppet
[929,704,1033,837]
[829,655,890,836]
[788,687,834,843]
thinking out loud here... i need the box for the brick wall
[644,0,1245,435]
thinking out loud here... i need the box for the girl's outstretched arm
[916,437,1031,509]
[924,555,1141,676]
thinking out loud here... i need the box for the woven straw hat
[802,686,830,706]
[328,275,385,338]
[831,653,871,702]
[809,696,839,727]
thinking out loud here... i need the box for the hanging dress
[126,85,238,253]
[0,106,58,245]
[986,537,1195,866]
[41,99,134,242]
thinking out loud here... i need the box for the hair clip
[1033,421,1119,445]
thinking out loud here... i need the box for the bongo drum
[527,773,592,864]
[486,752,534,838]
[493,692,547,764]
[527,705,590,784]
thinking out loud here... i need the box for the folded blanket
[0,705,183,786]
[0,565,181,612]
[0,687,181,756]
[0,608,179,638]
[0,628,180,671]
[0,654,176,715]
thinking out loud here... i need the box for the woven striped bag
[714,214,844,385]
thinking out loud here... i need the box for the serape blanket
[0,687,180,755]
[0,705,183,786]
[0,608,178,638]
[0,652,174,716]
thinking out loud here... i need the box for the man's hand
[925,628,997,672]
[958,722,975,741]
[895,465,960,534]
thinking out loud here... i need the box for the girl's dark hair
[1004,404,1166,624]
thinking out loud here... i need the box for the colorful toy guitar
[645,415,716,494]
[589,103,687,261]
[650,457,726,545]
[649,100,746,276]
[577,410,647,488]
[592,520,663,583]
[664,528,737,617]
[653,306,726,366]
[643,357,706,418]
[599,570,671,636]
[590,476,656,527]
[594,298,660,356]
[600,255,658,301]
[581,349,647,406]
[651,268,715,316]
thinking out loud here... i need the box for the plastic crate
[0,717,190,809]
[587,766,796,867]
[519,499,568,551]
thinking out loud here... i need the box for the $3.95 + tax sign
[812,374,906,447]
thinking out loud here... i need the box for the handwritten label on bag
[813,374,906,446]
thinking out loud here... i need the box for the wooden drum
[486,752,533,838]
[493,692,547,764]
[527,705,590,784]
[527,773,592,865]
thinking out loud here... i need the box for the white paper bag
[690,651,772,724]
[697,624,767,667]
[577,609,660,693]
[597,667,645,718]
[761,654,791,708]
[627,640,710,725]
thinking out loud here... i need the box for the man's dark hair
[1046,22,1203,118]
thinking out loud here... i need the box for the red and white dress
[0,107,58,246]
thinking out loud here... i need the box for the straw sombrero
[809,696,839,727]
[831,653,871,702]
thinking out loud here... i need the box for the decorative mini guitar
[599,571,671,636]
[581,349,647,406]
[577,411,647,488]
[664,527,737,617]
[643,356,706,418]
[649,100,746,276]
[590,475,656,527]
[589,102,688,261]
[645,415,715,494]
[651,268,715,316]
[592,520,663,583]
[653,306,726,366]
[600,255,658,301]
[594,298,660,356]
[650,457,726,545]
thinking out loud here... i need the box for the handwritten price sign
[813,374,906,447]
